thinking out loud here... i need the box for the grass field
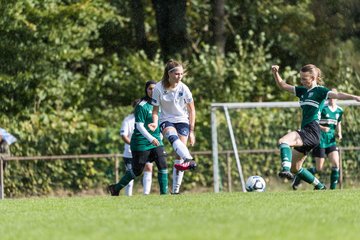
[1,190,360,240]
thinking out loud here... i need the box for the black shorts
[312,145,338,158]
[131,147,167,176]
[294,121,321,154]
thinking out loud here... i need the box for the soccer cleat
[314,185,327,190]
[278,171,294,180]
[107,184,120,196]
[291,175,302,190]
[174,159,197,171]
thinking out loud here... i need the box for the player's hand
[354,96,360,102]
[151,138,160,146]
[271,65,279,73]
[189,131,195,146]
[338,134,343,141]
[323,127,330,132]
[148,123,158,132]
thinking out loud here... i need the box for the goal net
[211,100,360,192]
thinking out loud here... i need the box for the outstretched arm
[328,92,360,102]
[271,65,295,93]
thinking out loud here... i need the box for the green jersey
[295,86,330,128]
[130,100,163,151]
[319,105,343,148]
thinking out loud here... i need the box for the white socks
[125,180,134,196]
[143,171,152,195]
[172,159,185,194]
[172,139,192,160]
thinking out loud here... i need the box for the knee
[165,130,179,144]
[290,166,300,174]
[144,162,153,172]
[278,138,288,146]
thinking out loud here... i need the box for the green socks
[158,169,168,195]
[297,168,325,189]
[115,171,134,192]
[330,167,339,190]
[307,167,316,175]
[279,143,292,171]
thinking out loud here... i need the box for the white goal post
[211,100,360,193]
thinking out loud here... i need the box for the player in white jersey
[149,60,197,194]
[120,99,153,196]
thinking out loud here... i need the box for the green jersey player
[108,80,168,196]
[272,64,360,190]
[293,88,344,190]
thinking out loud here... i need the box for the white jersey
[120,114,135,158]
[152,81,193,124]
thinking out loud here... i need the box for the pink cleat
[174,159,197,171]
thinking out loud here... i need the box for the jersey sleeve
[295,86,306,98]
[134,105,148,123]
[151,86,161,106]
[120,118,129,136]
[183,84,193,104]
[322,87,331,100]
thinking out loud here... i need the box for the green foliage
[0,0,359,196]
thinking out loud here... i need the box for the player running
[272,64,360,190]
[292,88,343,190]
[108,80,168,196]
[149,59,196,194]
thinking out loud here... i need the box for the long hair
[161,59,184,89]
[300,64,324,85]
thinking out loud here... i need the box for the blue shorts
[160,121,190,137]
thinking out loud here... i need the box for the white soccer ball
[245,175,266,192]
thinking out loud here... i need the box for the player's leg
[142,162,153,195]
[161,122,194,164]
[327,146,340,189]
[152,146,168,195]
[169,123,195,193]
[278,131,303,179]
[172,134,190,193]
[124,157,134,196]
[108,151,148,196]
[291,149,326,190]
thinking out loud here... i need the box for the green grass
[1,190,360,240]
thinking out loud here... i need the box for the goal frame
[211,100,360,193]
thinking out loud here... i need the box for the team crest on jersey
[336,114,339,119]
[152,99,157,104]
[326,114,329,118]
[179,92,183,97]
[308,92,314,98]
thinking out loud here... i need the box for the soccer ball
[245,176,266,192]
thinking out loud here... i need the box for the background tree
[210,0,226,55]
[152,0,188,59]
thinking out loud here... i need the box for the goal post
[211,100,360,193]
